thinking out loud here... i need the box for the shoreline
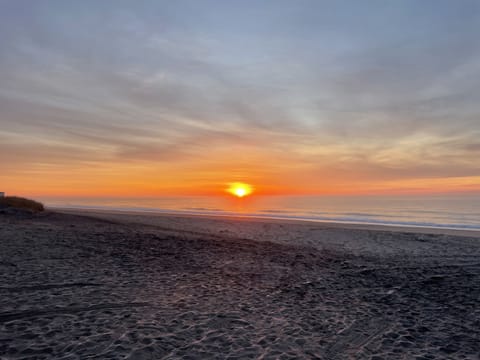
[51,206,480,238]
[2,209,480,358]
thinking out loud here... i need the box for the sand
[1,209,479,359]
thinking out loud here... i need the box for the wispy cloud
[1,0,480,194]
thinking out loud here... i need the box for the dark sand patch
[1,211,479,359]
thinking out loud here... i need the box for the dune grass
[0,196,44,212]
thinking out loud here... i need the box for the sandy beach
[1,209,480,359]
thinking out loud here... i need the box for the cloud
[1,0,480,194]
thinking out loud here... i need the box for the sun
[226,182,253,198]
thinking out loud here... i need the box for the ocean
[39,194,480,231]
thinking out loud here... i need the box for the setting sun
[226,182,253,198]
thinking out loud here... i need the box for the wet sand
[1,209,479,359]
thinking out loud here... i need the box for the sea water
[40,194,480,231]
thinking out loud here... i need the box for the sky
[1,0,480,197]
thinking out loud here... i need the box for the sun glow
[226,182,253,198]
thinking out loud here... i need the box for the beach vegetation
[0,196,45,212]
